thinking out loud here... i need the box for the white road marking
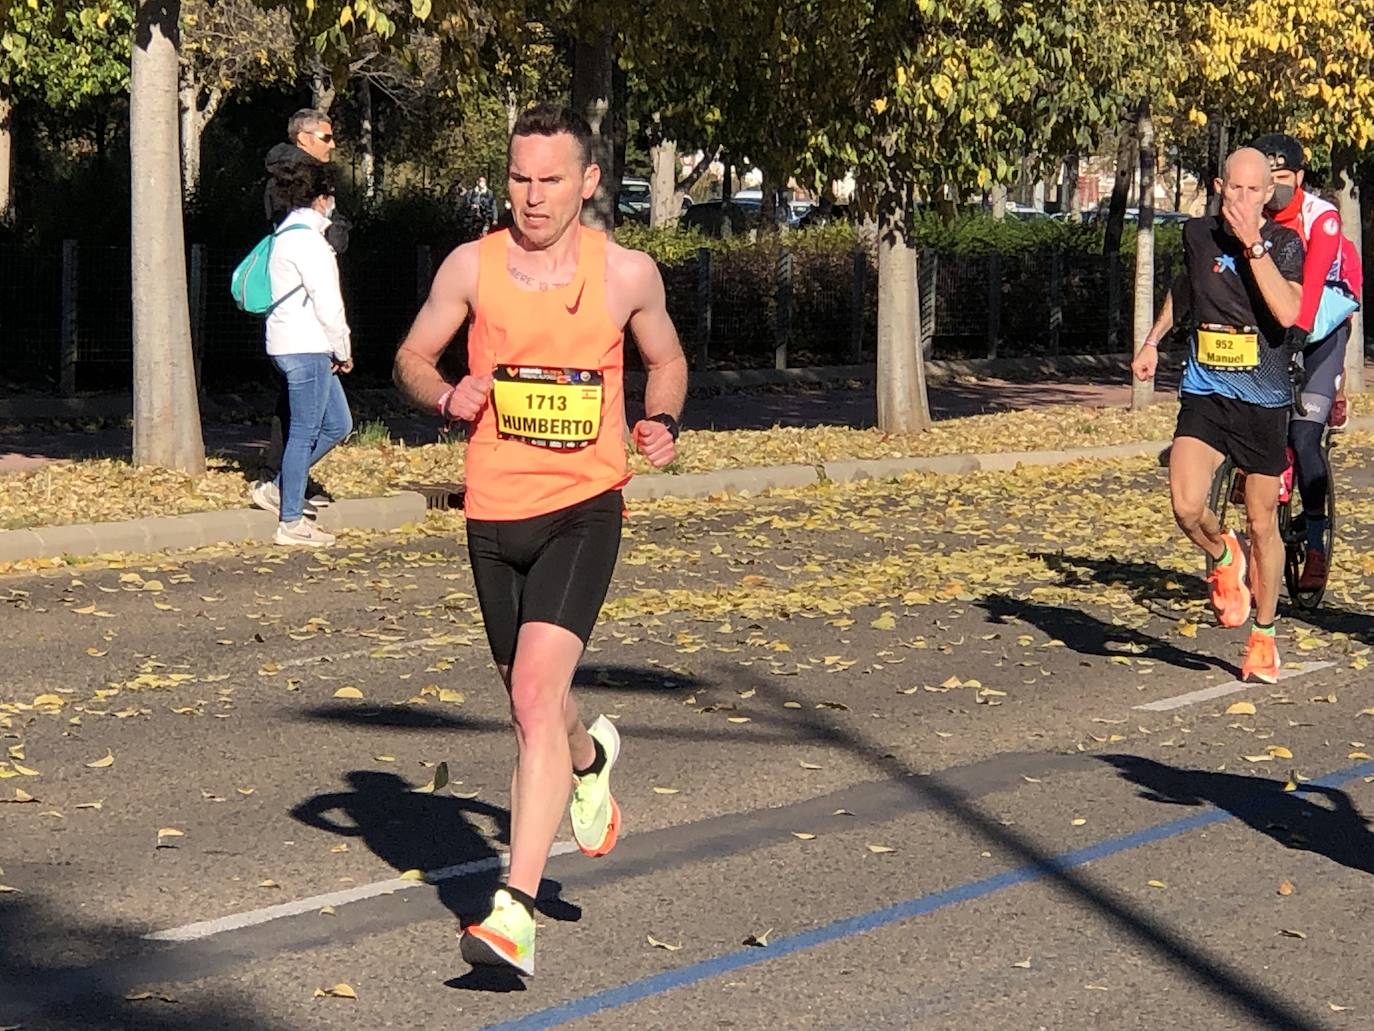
[144,840,581,944]
[1134,661,1336,712]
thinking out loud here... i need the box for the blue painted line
[480,758,1374,1031]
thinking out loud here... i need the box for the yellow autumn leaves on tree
[1185,0,1374,151]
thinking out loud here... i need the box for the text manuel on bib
[1196,323,1260,371]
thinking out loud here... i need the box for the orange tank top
[464,228,630,520]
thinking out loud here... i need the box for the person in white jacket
[250,162,353,547]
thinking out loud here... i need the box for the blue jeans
[271,353,352,522]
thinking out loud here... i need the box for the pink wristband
[436,386,456,420]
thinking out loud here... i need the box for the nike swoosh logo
[565,282,585,315]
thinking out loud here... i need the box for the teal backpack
[230,223,311,316]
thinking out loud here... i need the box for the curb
[0,492,428,566]
[623,439,1175,502]
[4,413,1370,564]
[625,413,1374,501]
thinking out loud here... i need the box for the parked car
[680,200,750,236]
[618,176,651,217]
[731,189,811,227]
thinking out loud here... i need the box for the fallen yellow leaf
[313,983,357,1000]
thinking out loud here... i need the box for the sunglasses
[308,130,335,143]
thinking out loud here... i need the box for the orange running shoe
[1297,548,1329,593]
[1205,531,1251,628]
[1241,630,1281,684]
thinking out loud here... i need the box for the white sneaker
[250,480,281,516]
[274,518,335,547]
[255,480,319,518]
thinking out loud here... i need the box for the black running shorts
[466,489,623,667]
[1175,391,1289,476]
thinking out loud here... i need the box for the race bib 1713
[491,366,603,449]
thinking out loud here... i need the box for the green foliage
[2,0,132,105]
[349,418,391,445]
[613,221,714,264]
[618,216,1185,266]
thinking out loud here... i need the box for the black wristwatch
[646,412,681,440]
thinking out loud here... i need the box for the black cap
[1250,133,1306,172]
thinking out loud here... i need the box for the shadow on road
[660,665,1328,1031]
[290,770,582,929]
[0,894,276,1030]
[1101,754,1374,876]
[978,592,1230,675]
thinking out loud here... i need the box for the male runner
[1133,148,1304,682]
[1251,133,1363,588]
[393,103,688,974]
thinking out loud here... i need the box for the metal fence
[0,238,1175,395]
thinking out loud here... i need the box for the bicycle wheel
[1285,438,1336,610]
[1205,457,1239,578]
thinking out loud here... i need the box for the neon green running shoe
[460,889,535,975]
[570,715,622,857]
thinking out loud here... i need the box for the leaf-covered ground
[0,401,1188,531]
[1,394,1369,533]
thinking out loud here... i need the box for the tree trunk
[0,89,11,224]
[990,183,1008,221]
[1204,117,1228,216]
[876,185,929,432]
[358,76,375,199]
[1337,161,1365,393]
[1104,109,1140,353]
[177,75,219,198]
[178,87,200,197]
[310,60,336,114]
[1063,153,1080,221]
[1132,101,1156,411]
[506,86,519,134]
[572,30,615,232]
[649,138,677,227]
[760,165,784,232]
[131,0,205,473]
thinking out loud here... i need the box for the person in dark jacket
[263,109,351,505]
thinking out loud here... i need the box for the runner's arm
[1250,236,1304,327]
[1141,294,1173,353]
[624,253,687,421]
[393,243,479,411]
[1295,211,1343,333]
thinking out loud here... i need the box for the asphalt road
[4,449,1374,1030]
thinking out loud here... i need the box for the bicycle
[1204,359,1336,610]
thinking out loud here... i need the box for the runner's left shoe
[1207,531,1252,628]
[1241,631,1281,684]
[460,889,536,975]
[570,715,622,857]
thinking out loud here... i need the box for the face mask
[1267,184,1295,211]
[324,199,337,219]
